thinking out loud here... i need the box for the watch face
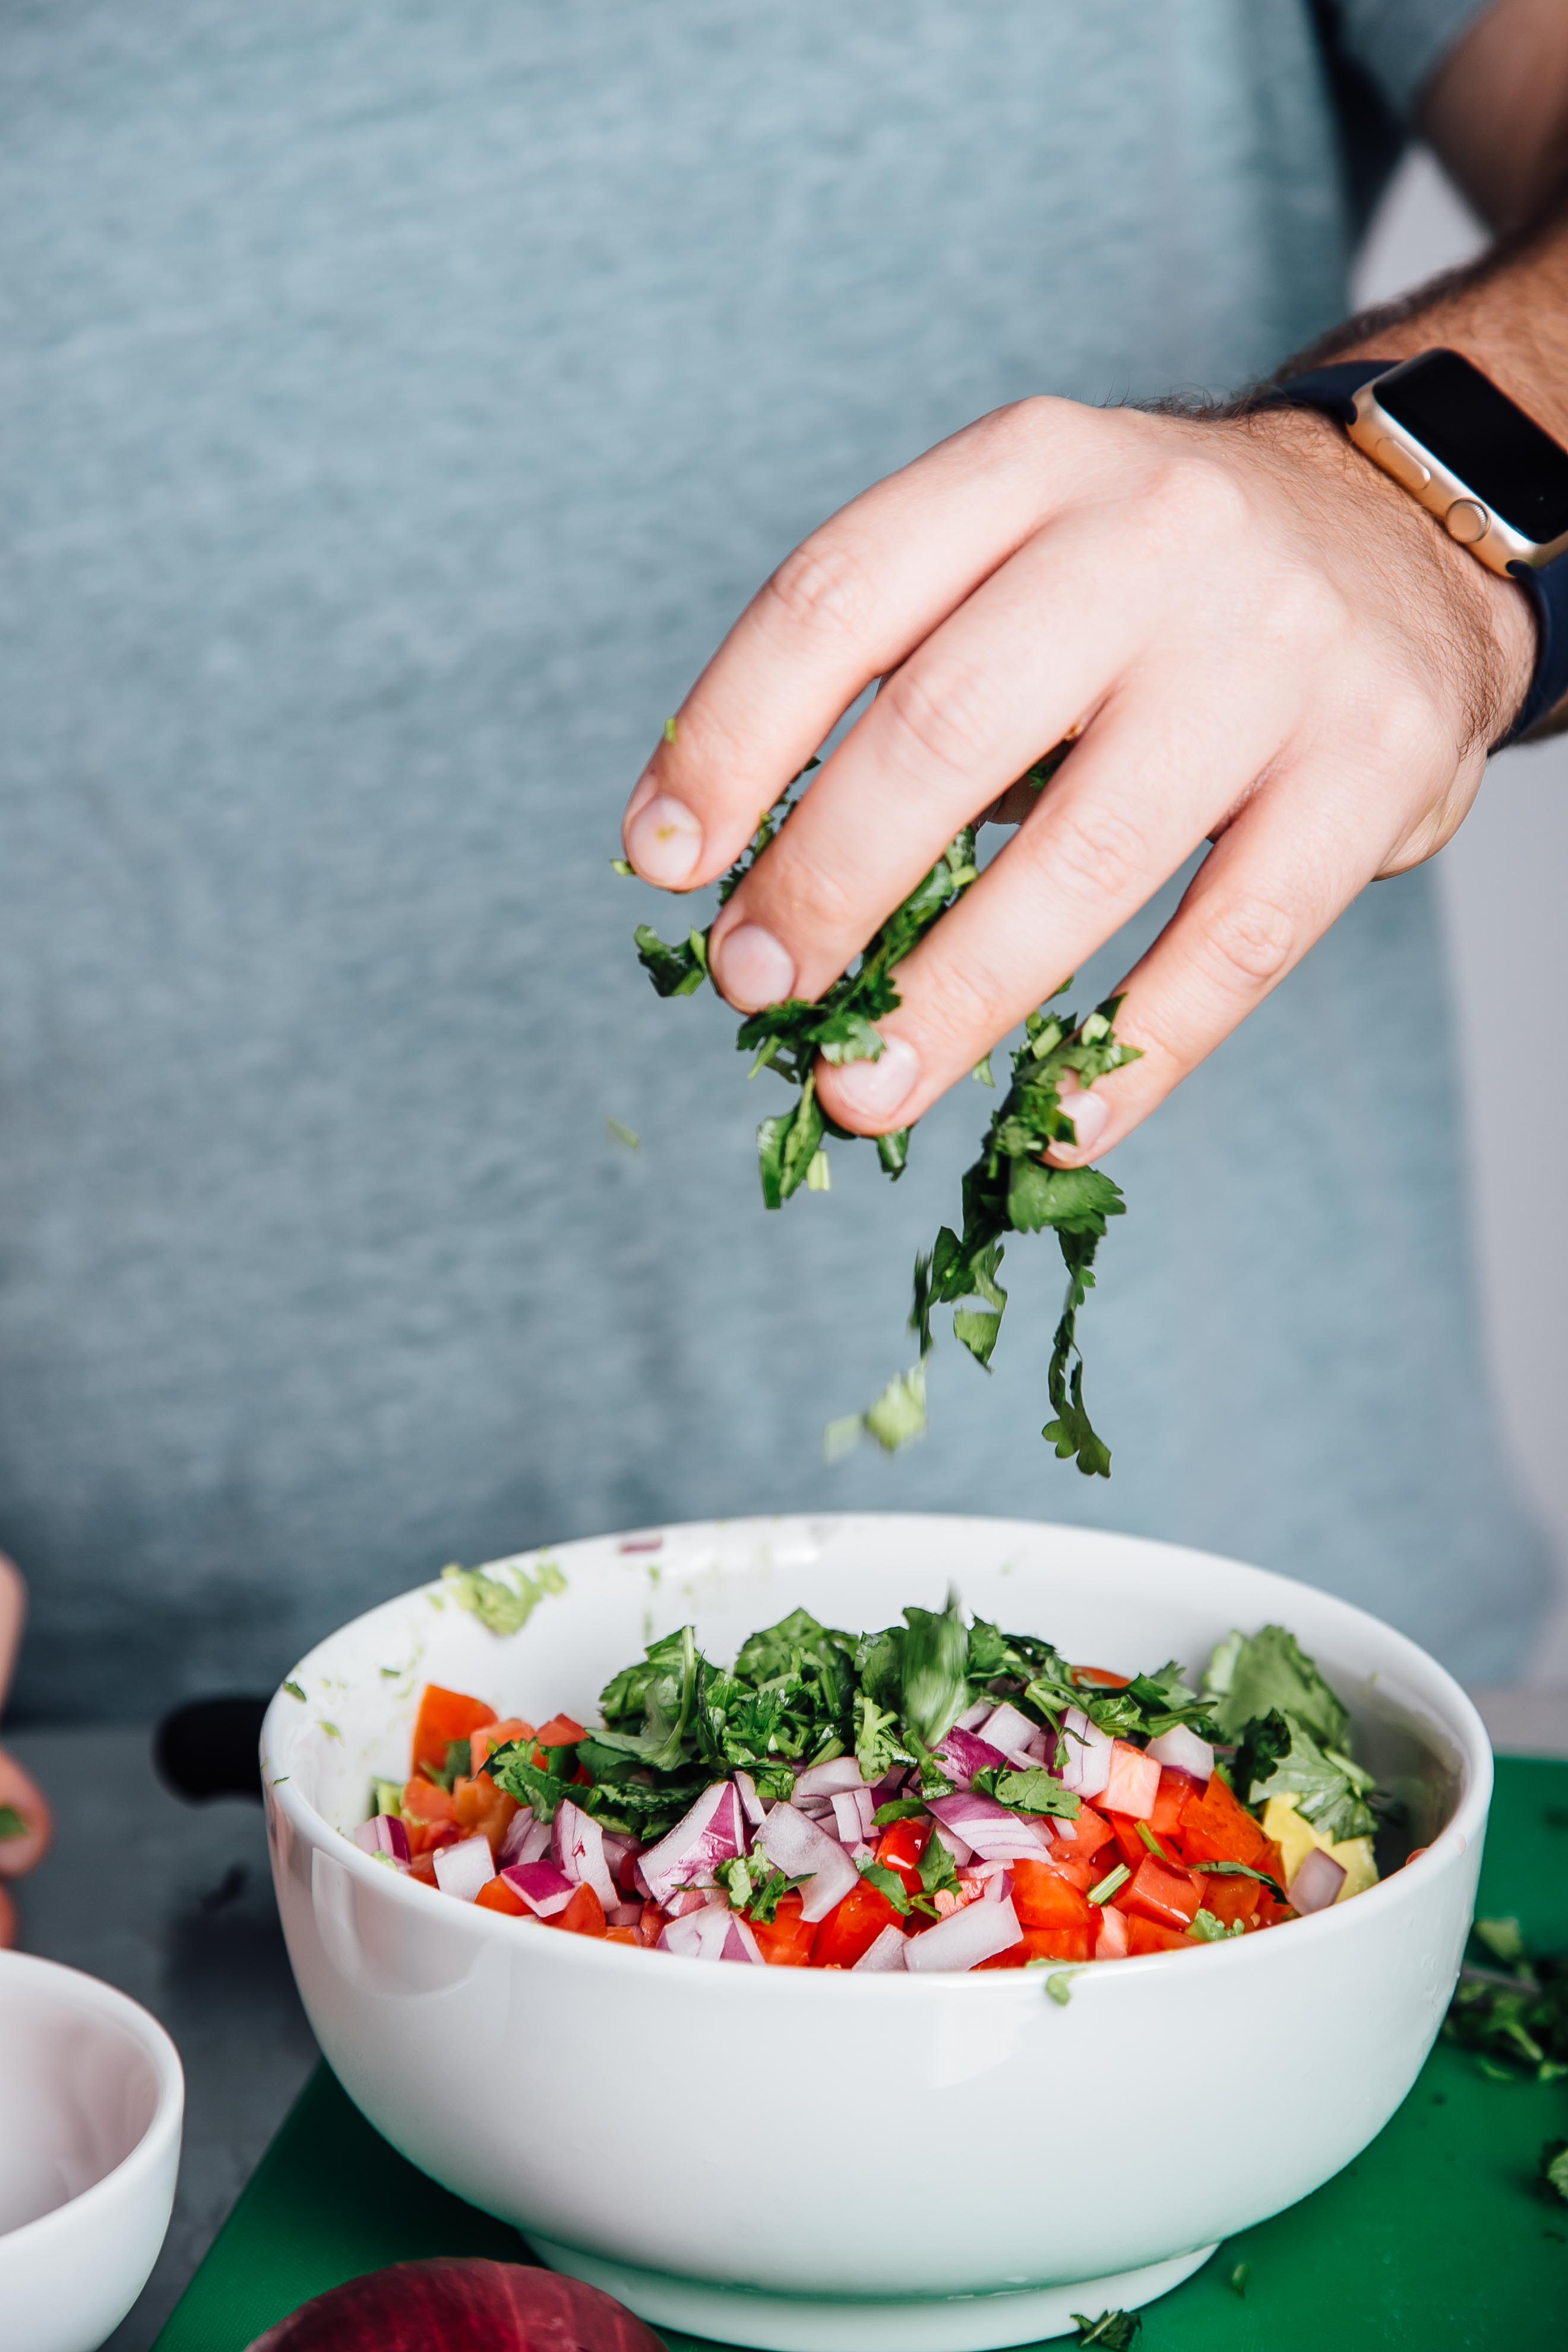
[1376,349,1568,545]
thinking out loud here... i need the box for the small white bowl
[263,1514,1489,2351]
[0,1949,183,2352]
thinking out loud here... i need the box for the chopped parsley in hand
[626,742,1139,1472]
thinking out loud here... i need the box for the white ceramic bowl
[0,1949,184,2352]
[263,1514,1489,2351]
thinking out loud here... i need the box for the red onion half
[245,2258,664,2350]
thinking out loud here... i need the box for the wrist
[1237,395,1537,749]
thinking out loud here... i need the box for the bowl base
[527,2236,1218,2350]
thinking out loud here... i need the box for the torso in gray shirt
[0,0,1545,1717]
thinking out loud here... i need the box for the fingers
[0,1553,20,1714]
[1041,747,1418,1160]
[0,1749,52,1878]
[621,399,1116,891]
[811,659,1298,1134]
[707,504,1171,1009]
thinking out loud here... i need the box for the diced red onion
[434,1833,497,1903]
[637,1781,747,1902]
[606,1899,643,1928]
[757,1801,862,1922]
[1099,1741,1161,1820]
[830,1788,877,1846]
[869,1769,908,1809]
[657,1905,763,1963]
[663,1887,712,1918]
[355,1814,410,1865]
[1145,1725,1216,1781]
[926,1792,1052,1863]
[932,1821,973,1866]
[500,1810,551,1870]
[956,1699,994,1733]
[934,1727,1007,1788]
[976,1702,1041,1760]
[903,1894,1023,1973]
[796,1795,835,1821]
[552,1798,619,1910]
[500,1860,576,1918]
[1289,1846,1347,1914]
[969,1860,1013,1903]
[794,1757,868,1799]
[734,1771,767,1828]
[1057,1708,1114,1798]
[852,1924,909,1972]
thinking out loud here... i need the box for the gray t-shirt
[2,0,1546,1719]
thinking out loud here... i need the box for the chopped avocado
[1261,1793,1379,1901]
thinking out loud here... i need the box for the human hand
[621,397,1534,1158]
[0,1553,53,1947]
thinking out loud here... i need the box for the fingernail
[713,923,796,1009]
[828,1033,921,1119]
[626,795,703,887]
[1055,1087,1109,1155]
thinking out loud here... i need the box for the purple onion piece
[638,1781,747,1902]
[434,1833,497,1904]
[1145,1724,1215,1782]
[355,1814,410,1865]
[500,1809,552,1870]
[500,1860,576,1917]
[1289,1845,1348,1915]
[903,1894,1023,1973]
[794,1757,868,1799]
[554,1797,619,1909]
[933,1727,1007,1789]
[852,1924,909,1972]
[1056,1707,1114,1799]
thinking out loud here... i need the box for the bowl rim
[263,1511,1495,1994]
[0,1947,184,2254]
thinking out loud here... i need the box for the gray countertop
[7,1725,318,2352]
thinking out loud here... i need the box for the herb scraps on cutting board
[1444,1911,1568,2207]
[622,736,1140,1474]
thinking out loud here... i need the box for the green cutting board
[154,1756,1568,2352]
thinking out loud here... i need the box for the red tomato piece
[551,1885,607,1937]
[1073,1666,1130,1689]
[1104,1813,1148,1872]
[971,1922,1094,1969]
[1149,1768,1201,1840]
[750,1890,818,1968]
[1199,1872,1262,1929]
[1051,1804,1114,1862]
[603,1926,641,1946]
[1117,1854,1203,1931]
[1124,1914,1195,1956]
[411,1686,498,1778]
[452,1775,520,1856]
[875,1818,930,1892]
[1172,1772,1278,1872]
[402,1775,457,1824]
[475,1875,530,1917]
[1010,1857,1094,1931]
[1095,1903,1130,1959]
[534,1714,587,1749]
[470,1718,533,1774]
[810,1881,902,1969]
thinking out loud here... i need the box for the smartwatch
[1262,348,1568,742]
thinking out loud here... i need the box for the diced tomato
[1094,1902,1129,1959]
[1149,1768,1201,1840]
[1199,1872,1262,1929]
[751,1889,818,1968]
[411,1685,497,1778]
[987,1922,1094,1968]
[1124,1914,1194,1956]
[1051,1804,1114,1862]
[1010,1857,1094,1932]
[639,1901,667,1946]
[1172,1772,1278,1873]
[402,1775,456,1824]
[1073,1665,1130,1689]
[1105,1813,1148,1872]
[404,1817,462,1859]
[1255,1891,1294,1929]
[452,1774,520,1857]
[1117,1854,1203,1931]
[551,1885,606,1937]
[1099,1741,1160,1820]
[475,1874,530,1917]
[470,1717,533,1774]
[811,1881,902,1969]
[604,1926,640,1946]
[534,1714,587,1750]
[407,1851,440,1887]
[875,1817,930,1892]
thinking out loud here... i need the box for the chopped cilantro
[1135,1820,1174,1863]
[859,1857,915,1917]
[318,1721,342,1741]
[1089,1863,1130,1905]
[1475,1915,1527,1967]
[1191,1909,1245,1942]
[629,745,1139,1472]
[871,1797,928,1828]
[1238,1711,1376,1844]
[1043,1967,1081,2005]
[1072,2313,1140,2348]
[371,1779,403,1818]
[283,1680,306,1703]
[1227,2262,1250,2297]
[1542,2141,1568,2205]
[972,1764,1081,1819]
[917,1833,961,1905]
[1446,1920,1568,2084]
[0,1804,29,1841]
[424,1739,472,1794]
[607,1118,641,1153]
[1204,1624,1349,1750]
[441,1557,567,1637]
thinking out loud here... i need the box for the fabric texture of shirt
[1,0,1546,1719]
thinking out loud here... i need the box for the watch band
[1262,360,1568,744]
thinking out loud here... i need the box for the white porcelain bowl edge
[263,1513,1490,2350]
[0,1949,184,2352]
